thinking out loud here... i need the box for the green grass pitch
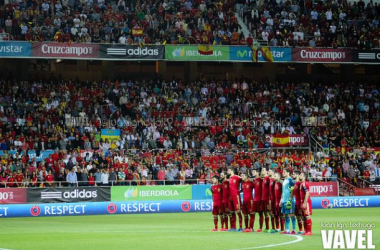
[0,208,378,250]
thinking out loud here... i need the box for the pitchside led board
[111,186,192,201]
[0,196,380,218]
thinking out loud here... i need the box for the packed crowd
[1,0,379,47]
[0,0,243,45]
[241,0,380,48]
[1,77,380,187]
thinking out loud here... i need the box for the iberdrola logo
[172,48,185,57]
[124,188,138,198]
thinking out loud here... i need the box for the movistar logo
[124,188,138,198]
[236,49,252,58]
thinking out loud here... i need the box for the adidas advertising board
[27,187,111,203]
[100,45,164,59]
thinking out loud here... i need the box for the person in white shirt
[101,169,109,186]
[119,34,127,44]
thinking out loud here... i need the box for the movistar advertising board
[192,184,212,200]
[111,186,192,201]
[229,46,292,62]
[165,45,229,61]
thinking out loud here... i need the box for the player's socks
[271,217,275,230]
[259,213,264,229]
[232,213,237,229]
[298,220,304,233]
[285,217,290,232]
[220,216,225,229]
[291,216,296,231]
[225,215,229,229]
[244,215,249,229]
[265,216,270,230]
[280,218,285,231]
[305,218,312,233]
[238,213,243,229]
[214,217,218,230]
[249,214,255,229]
[275,216,280,230]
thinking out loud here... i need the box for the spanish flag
[261,47,274,62]
[132,27,143,37]
[272,135,289,147]
[251,45,259,62]
[198,45,213,55]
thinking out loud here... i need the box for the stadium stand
[240,0,380,48]
[0,77,380,187]
[0,0,244,45]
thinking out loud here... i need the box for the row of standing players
[211,167,313,235]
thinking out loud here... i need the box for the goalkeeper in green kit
[280,168,297,234]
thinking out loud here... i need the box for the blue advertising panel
[0,42,31,57]
[0,150,54,162]
[0,200,213,218]
[192,184,212,200]
[0,196,379,218]
[229,46,292,62]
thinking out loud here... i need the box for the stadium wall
[0,196,379,218]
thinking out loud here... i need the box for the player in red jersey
[273,173,284,232]
[241,173,254,232]
[251,169,263,232]
[268,169,276,233]
[220,172,230,231]
[292,170,305,234]
[211,176,223,231]
[227,167,243,231]
[299,172,313,236]
[260,167,270,232]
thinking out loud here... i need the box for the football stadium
[0,0,380,249]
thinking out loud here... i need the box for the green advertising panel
[111,185,192,201]
[165,45,230,61]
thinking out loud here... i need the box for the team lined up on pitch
[210,167,313,235]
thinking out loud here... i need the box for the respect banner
[165,45,229,61]
[111,185,192,201]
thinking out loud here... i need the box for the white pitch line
[229,235,303,250]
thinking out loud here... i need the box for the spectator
[66,169,77,187]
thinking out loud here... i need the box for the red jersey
[269,178,276,201]
[15,174,24,183]
[229,175,241,195]
[300,181,311,204]
[242,181,254,202]
[261,176,270,201]
[211,184,223,206]
[274,181,282,206]
[253,177,263,201]
[222,180,230,203]
[294,181,301,205]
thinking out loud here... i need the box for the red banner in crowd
[32,42,99,58]
[292,48,352,62]
[308,182,339,197]
[266,134,309,147]
[0,188,27,204]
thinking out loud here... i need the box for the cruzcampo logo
[124,188,138,198]
[205,188,212,197]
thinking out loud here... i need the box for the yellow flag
[261,47,274,62]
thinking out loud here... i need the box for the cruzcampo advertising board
[165,45,229,61]
[111,186,193,201]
